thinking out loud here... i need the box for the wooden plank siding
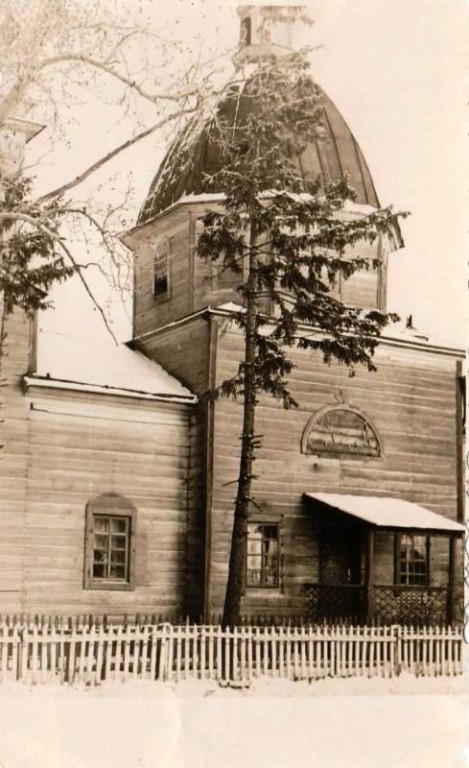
[131,205,245,339]
[23,391,190,617]
[341,265,378,308]
[136,316,210,395]
[205,318,462,617]
[0,310,34,611]
[131,206,206,338]
[0,317,194,618]
[131,203,388,343]
[1,292,461,622]
[185,407,208,620]
[132,208,193,337]
[136,316,216,620]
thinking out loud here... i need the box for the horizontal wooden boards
[134,216,191,336]
[204,320,461,615]
[141,318,209,394]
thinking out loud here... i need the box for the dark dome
[138,81,379,225]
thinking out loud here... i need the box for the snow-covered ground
[0,674,468,768]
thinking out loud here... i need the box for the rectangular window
[84,494,136,591]
[153,240,170,299]
[240,16,251,45]
[397,534,428,586]
[246,523,279,588]
[92,515,130,582]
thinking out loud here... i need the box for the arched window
[301,406,381,458]
[84,493,137,590]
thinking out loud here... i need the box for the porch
[304,493,465,626]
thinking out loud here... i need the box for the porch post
[364,529,375,624]
[447,535,458,625]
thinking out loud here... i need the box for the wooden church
[0,4,464,625]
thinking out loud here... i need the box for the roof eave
[304,493,465,535]
[23,375,197,405]
[131,305,464,358]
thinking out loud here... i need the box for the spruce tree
[196,53,406,628]
[0,174,76,316]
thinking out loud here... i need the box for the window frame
[246,522,281,590]
[301,404,382,459]
[240,16,251,46]
[395,533,430,588]
[84,494,137,591]
[153,238,171,302]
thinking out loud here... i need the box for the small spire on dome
[233,3,313,68]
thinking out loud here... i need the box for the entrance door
[319,522,361,585]
[317,521,363,622]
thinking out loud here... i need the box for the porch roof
[305,493,465,534]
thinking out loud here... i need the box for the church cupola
[234,3,313,67]
[129,1,395,340]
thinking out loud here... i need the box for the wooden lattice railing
[305,584,449,625]
[373,585,448,625]
[0,617,463,685]
[306,584,365,623]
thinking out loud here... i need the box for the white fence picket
[0,618,462,685]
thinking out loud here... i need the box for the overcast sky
[35,0,468,370]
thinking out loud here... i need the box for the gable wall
[2,375,192,618]
[206,319,461,617]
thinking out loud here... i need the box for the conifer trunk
[222,224,257,628]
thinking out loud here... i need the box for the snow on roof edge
[24,375,197,404]
[306,493,464,533]
[131,304,463,357]
[36,331,195,400]
[124,193,379,240]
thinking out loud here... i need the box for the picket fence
[0,619,463,685]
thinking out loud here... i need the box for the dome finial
[233,4,313,68]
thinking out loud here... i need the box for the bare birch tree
[0,0,228,328]
[0,0,232,463]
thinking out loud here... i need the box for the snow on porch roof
[305,493,465,534]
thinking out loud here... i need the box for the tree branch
[37,107,195,202]
[38,53,202,106]
[0,210,117,342]
[57,240,118,343]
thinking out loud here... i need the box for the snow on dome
[138,79,379,225]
